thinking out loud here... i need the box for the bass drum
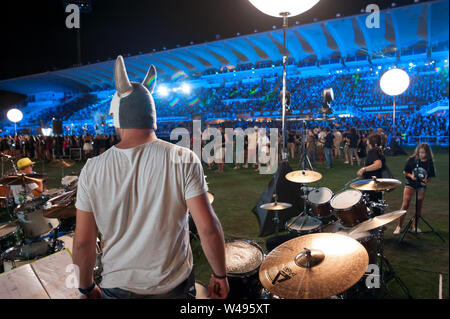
[225,240,264,299]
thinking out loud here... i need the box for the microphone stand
[399,163,445,244]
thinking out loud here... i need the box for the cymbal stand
[373,191,412,298]
[286,184,312,229]
[398,179,445,244]
[299,121,313,170]
[272,194,281,236]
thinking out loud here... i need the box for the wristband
[212,273,227,279]
[78,282,96,295]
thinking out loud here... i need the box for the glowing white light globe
[181,83,191,95]
[157,85,169,97]
[380,68,410,96]
[248,0,320,17]
[7,108,23,123]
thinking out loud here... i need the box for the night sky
[0,0,432,81]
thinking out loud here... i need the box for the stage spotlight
[181,83,191,95]
[248,0,320,17]
[380,68,409,96]
[7,108,23,123]
[320,88,334,114]
[157,85,169,97]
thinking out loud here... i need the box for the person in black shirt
[393,143,436,234]
[357,133,386,216]
[324,128,334,169]
[348,127,360,166]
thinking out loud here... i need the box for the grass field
[1,146,448,299]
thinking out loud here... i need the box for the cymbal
[259,233,369,299]
[48,190,76,203]
[285,170,322,184]
[348,210,407,234]
[0,174,47,186]
[50,159,76,168]
[207,192,214,204]
[43,205,76,219]
[260,202,292,210]
[350,178,401,191]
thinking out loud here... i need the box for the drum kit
[232,169,410,299]
[0,155,80,273]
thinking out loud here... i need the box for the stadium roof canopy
[0,0,448,96]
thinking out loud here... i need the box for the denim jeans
[101,268,196,299]
[324,147,333,168]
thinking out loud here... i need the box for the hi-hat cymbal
[350,178,401,191]
[0,174,47,186]
[207,192,214,204]
[260,202,292,211]
[259,233,368,299]
[348,210,407,234]
[285,170,322,184]
[50,159,76,168]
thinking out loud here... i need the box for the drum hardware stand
[299,120,314,170]
[272,194,281,236]
[372,193,412,299]
[398,179,445,244]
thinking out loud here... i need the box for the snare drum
[331,190,369,227]
[18,208,60,240]
[225,240,264,299]
[0,222,23,253]
[285,216,322,236]
[308,187,333,218]
[43,188,64,197]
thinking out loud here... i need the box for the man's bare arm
[73,209,98,289]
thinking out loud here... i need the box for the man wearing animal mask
[73,56,228,299]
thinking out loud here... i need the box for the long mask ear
[114,55,133,96]
[142,65,157,94]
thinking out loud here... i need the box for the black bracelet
[212,273,227,279]
[78,282,96,295]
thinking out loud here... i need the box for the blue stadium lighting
[157,85,169,97]
[378,66,382,70]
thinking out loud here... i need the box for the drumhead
[331,190,362,210]
[225,240,264,275]
[0,223,18,238]
[308,187,333,205]
[286,216,322,231]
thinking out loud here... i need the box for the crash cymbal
[50,159,76,168]
[0,174,47,186]
[207,192,214,204]
[348,210,407,234]
[285,170,322,184]
[260,202,292,211]
[350,178,401,191]
[259,233,368,299]
[47,190,76,203]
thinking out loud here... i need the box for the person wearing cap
[73,56,228,299]
[10,157,43,204]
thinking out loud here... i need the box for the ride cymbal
[0,174,47,186]
[260,202,292,211]
[348,210,407,234]
[259,233,368,299]
[350,178,401,191]
[285,170,322,184]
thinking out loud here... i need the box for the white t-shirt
[75,139,208,294]
[10,183,38,205]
